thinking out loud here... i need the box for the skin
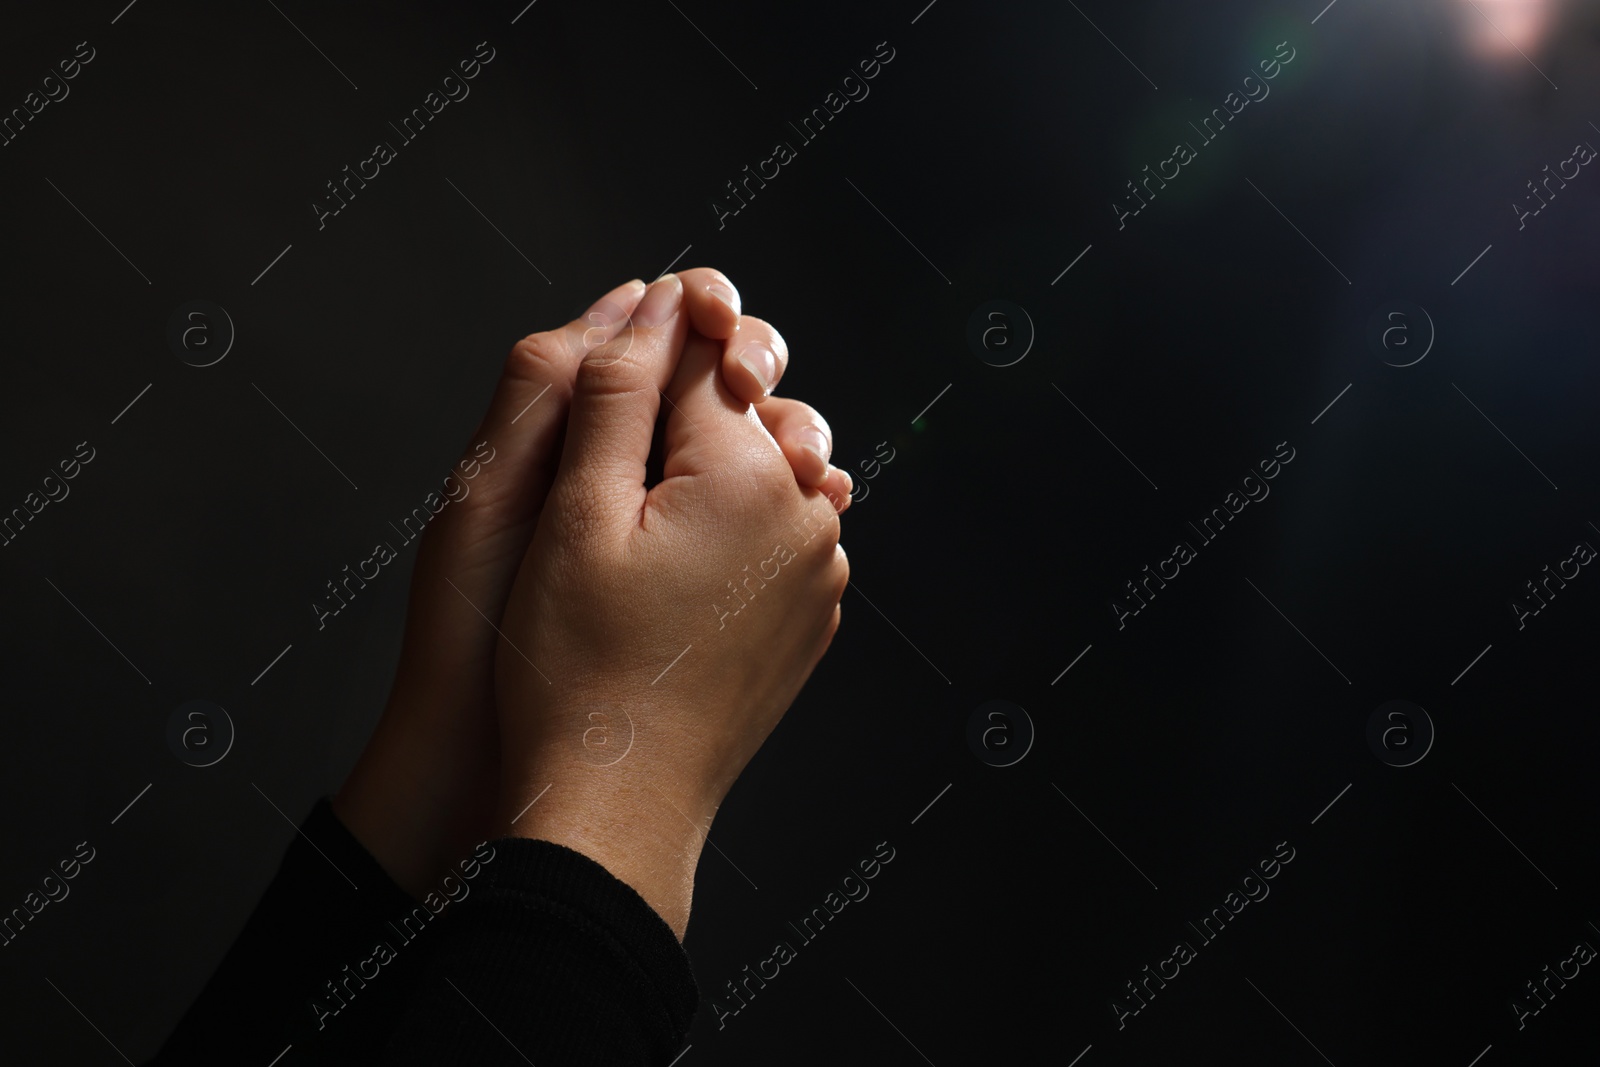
[493,273,850,938]
[334,269,850,907]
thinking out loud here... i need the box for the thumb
[398,277,645,672]
[440,276,648,537]
[548,273,690,534]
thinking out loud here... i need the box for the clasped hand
[334,269,851,937]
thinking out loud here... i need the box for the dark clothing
[150,798,698,1065]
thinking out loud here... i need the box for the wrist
[336,681,501,899]
[499,769,709,939]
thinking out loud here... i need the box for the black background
[3,0,1599,1063]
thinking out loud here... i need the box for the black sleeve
[380,837,701,1066]
[149,797,446,1066]
[150,799,700,1066]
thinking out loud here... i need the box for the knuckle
[742,459,798,517]
[785,399,822,425]
[787,493,840,558]
[755,462,795,509]
[574,338,646,395]
[820,516,843,555]
[508,332,570,381]
[829,547,850,600]
[815,602,843,650]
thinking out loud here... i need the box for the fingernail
[736,343,777,396]
[706,281,740,316]
[585,279,646,329]
[633,273,683,328]
[796,425,830,466]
